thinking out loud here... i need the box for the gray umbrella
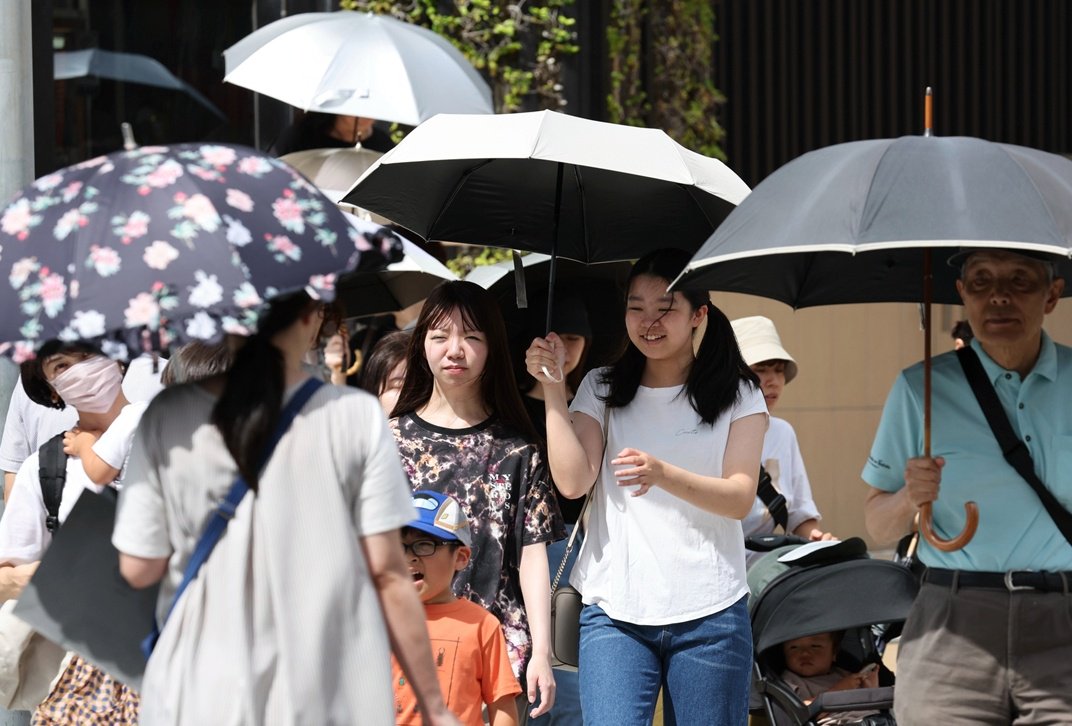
[672,135,1072,306]
[672,134,1072,551]
[55,49,225,120]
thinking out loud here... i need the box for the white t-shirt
[112,381,415,725]
[0,436,116,566]
[568,369,767,625]
[121,354,167,404]
[91,400,149,476]
[742,417,822,562]
[0,375,78,474]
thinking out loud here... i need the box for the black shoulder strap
[956,346,1072,546]
[756,464,789,532]
[39,433,68,534]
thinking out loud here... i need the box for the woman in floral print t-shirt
[391,281,564,721]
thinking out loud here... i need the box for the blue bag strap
[142,377,323,658]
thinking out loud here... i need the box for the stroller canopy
[751,558,918,658]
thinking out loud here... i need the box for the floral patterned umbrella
[0,143,381,361]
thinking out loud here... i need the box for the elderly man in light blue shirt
[863,248,1070,725]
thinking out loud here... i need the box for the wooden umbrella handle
[919,501,979,551]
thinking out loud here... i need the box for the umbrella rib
[426,159,494,238]
[572,165,590,262]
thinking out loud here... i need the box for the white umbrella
[223,11,493,126]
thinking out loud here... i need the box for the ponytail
[211,292,314,490]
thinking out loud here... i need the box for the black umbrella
[672,129,1072,551]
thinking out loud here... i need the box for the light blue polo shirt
[862,333,1072,572]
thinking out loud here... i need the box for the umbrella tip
[923,87,933,137]
[121,122,138,151]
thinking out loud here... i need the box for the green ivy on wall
[606,0,725,159]
[339,1,578,114]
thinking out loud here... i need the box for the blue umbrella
[0,143,382,361]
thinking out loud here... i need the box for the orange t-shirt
[392,598,521,725]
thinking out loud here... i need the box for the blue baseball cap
[409,491,472,546]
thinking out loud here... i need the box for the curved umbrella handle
[919,501,979,551]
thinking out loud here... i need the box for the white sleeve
[112,410,172,559]
[568,368,608,432]
[91,402,148,471]
[0,453,50,565]
[0,380,30,474]
[349,396,414,538]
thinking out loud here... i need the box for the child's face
[401,529,471,605]
[783,633,837,678]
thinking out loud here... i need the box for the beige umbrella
[279,146,389,223]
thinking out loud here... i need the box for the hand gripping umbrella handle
[919,500,979,551]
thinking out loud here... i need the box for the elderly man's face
[955,251,1063,348]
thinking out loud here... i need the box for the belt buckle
[1004,570,1036,592]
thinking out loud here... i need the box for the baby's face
[783,633,837,677]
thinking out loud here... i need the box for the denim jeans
[578,598,752,726]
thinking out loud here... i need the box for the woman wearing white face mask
[0,340,143,723]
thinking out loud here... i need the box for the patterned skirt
[31,654,139,725]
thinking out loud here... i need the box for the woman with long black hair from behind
[390,281,565,722]
[113,291,458,725]
[525,248,768,725]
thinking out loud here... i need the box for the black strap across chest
[956,346,1072,547]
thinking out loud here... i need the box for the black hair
[391,281,540,442]
[211,291,318,490]
[599,249,759,425]
[360,330,413,396]
[21,340,107,410]
[951,319,974,345]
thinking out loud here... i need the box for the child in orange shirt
[393,491,521,726]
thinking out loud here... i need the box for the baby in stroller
[781,631,880,725]
[747,537,916,726]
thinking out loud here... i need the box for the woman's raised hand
[525,333,567,385]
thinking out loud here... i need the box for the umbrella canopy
[671,136,1072,303]
[336,216,456,318]
[54,49,225,120]
[279,146,385,204]
[343,110,751,264]
[671,133,1072,552]
[465,254,630,368]
[0,143,373,361]
[223,11,493,126]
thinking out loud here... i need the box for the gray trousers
[894,580,1072,725]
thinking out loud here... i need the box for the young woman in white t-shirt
[525,248,768,725]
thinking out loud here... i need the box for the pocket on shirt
[1050,435,1072,510]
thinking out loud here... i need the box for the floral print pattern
[0,143,372,361]
[391,413,565,678]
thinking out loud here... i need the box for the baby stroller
[746,536,918,726]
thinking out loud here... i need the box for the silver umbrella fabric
[223,12,493,126]
[342,110,751,264]
[54,49,225,120]
[279,146,385,204]
[671,136,1072,304]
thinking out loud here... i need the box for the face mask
[49,355,123,413]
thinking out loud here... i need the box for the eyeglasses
[402,539,457,557]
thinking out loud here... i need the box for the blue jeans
[578,598,752,726]
[530,538,583,726]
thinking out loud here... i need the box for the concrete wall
[710,295,1072,549]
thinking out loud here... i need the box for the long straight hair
[599,249,759,425]
[212,291,317,490]
[391,281,539,442]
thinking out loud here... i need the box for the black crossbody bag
[956,347,1072,546]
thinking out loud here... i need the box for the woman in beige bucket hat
[730,316,833,563]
